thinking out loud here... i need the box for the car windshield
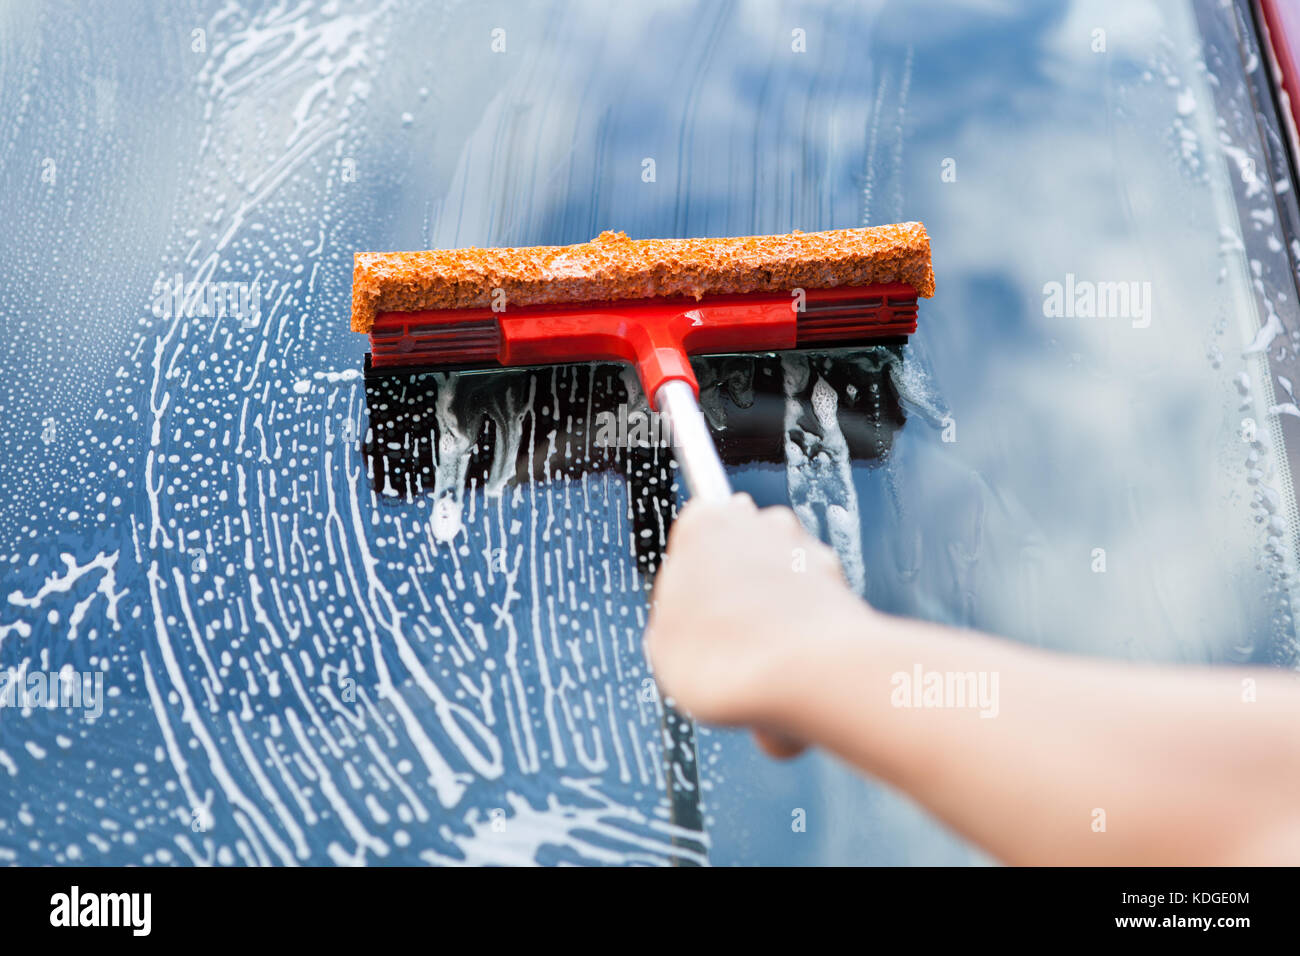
[2,0,1297,865]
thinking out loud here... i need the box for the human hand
[645,493,871,757]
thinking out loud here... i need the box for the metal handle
[655,379,732,502]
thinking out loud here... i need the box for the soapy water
[1,240,906,870]
[0,0,710,866]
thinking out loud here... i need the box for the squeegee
[351,224,934,501]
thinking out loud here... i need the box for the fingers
[648,490,855,735]
[665,496,843,583]
[753,728,807,760]
[729,491,758,513]
[678,492,756,524]
[760,504,803,535]
[666,492,757,552]
[678,491,757,526]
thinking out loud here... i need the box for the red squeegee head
[368,283,920,402]
[355,225,933,500]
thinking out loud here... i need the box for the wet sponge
[351,223,934,333]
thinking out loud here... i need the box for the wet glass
[1,0,1297,865]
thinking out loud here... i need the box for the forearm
[772,608,1300,865]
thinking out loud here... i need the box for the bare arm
[645,495,1300,865]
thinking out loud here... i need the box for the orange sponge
[351,223,933,333]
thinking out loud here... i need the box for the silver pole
[655,379,732,502]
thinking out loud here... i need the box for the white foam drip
[782,356,867,593]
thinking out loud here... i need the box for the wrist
[756,598,899,739]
